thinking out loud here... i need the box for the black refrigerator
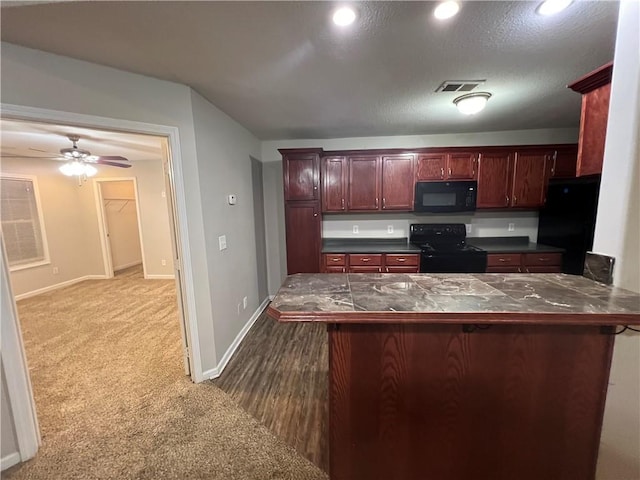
[537,176,601,275]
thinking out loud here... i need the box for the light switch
[218,235,227,250]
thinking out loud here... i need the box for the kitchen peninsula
[267,273,640,480]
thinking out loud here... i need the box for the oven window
[421,192,457,207]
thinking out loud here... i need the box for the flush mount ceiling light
[536,0,573,16]
[434,1,460,20]
[453,92,492,115]
[332,7,356,26]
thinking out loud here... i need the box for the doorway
[96,178,145,278]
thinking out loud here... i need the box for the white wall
[1,359,20,471]
[592,2,640,479]
[1,157,174,296]
[189,90,263,371]
[262,129,578,294]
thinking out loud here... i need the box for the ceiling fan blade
[0,153,63,159]
[95,155,129,162]
[95,159,132,168]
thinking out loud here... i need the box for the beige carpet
[5,266,327,480]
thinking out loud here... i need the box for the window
[1,175,49,270]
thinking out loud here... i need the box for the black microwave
[414,181,477,213]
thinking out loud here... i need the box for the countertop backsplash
[322,211,539,241]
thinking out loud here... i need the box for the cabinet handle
[377,267,382,273]
[448,168,452,177]
[383,198,386,209]
[498,258,507,262]
[441,167,445,179]
[313,186,318,190]
[513,196,518,205]
[341,198,345,210]
[385,267,390,273]
[538,258,550,262]
[362,258,370,262]
[551,151,558,176]
[375,197,379,208]
[397,258,406,262]
[506,196,510,206]
[518,267,522,273]
[331,258,340,262]
[313,213,318,217]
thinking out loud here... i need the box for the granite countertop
[322,238,421,254]
[467,236,565,254]
[267,273,640,325]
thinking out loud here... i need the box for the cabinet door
[551,145,578,178]
[381,155,414,210]
[577,83,611,176]
[447,153,477,180]
[283,153,319,201]
[322,157,347,212]
[416,154,446,181]
[511,151,549,208]
[348,156,380,211]
[476,152,512,208]
[284,202,320,274]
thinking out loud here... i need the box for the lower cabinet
[486,252,562,273]
[322,253,420,273]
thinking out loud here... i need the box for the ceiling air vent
[436,80,485,93]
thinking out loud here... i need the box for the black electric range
[409,223,488,273]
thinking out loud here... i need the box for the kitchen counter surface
[322,237,421,254]
[268,273,640,325]
[467,236,565,253]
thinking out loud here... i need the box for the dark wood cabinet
[486,252,562,273]
[322,156,347,212]
[381,154,414,210]
[282,150,320,201]
[281,148,322,274]
[347,156,380,211]
[416,152,476,181]
[511,150,550,208]
[569,62,613,177]
[284,202,320,274]
[550,145,578,178]
[476,152,512,208]
[321,253,420,273]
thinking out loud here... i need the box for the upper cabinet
[476,152,512,208]
[322,156,347,212]
[381,154,414,210]
[347,155,381,211]
[511,150,551,208]
[416,152,477,181]
[281,149,321,201]
[550,144,579,178]
[568,62,613,177]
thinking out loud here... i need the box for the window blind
[1,177,47,267]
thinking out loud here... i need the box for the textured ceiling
[0,1,619,140]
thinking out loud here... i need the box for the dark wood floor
[213,310,329,472]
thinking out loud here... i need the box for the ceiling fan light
[59,161,85,176]
[84,164,97,177]
[453,92,492,115]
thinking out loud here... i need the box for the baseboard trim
[145,274,175,280]
[1,452,21,471]
[204,296,271,380]
[14,274,107,301]
[114,261,142,271]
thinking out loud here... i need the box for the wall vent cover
[436,80,485,93]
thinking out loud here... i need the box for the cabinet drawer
[486,266,522,273]
[349,254,383,266]
[487,254,522,267]
[350,266,382,273]
[324,254,347,266]
[523,253,562,266]
[384,254,419,266]
[525,265,562,273]
[385,266,420,273]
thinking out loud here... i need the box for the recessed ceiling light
[434,1,460,20]
[536,0,573,16]
[453,93,492,115]
[333,7,356,26]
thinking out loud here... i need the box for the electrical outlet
[353,225,359,234]
[387,225,394,234]
[508,223,515,232]
[465,224,472,234]
[243,296,248,309]
[218,235,227,250]
[52,267,59,275]
[161,259,166,266]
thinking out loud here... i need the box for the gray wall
[251,157,269,302]
[261,129,579,295]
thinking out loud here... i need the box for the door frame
[0,103,204,463]
[94,177,146,279]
